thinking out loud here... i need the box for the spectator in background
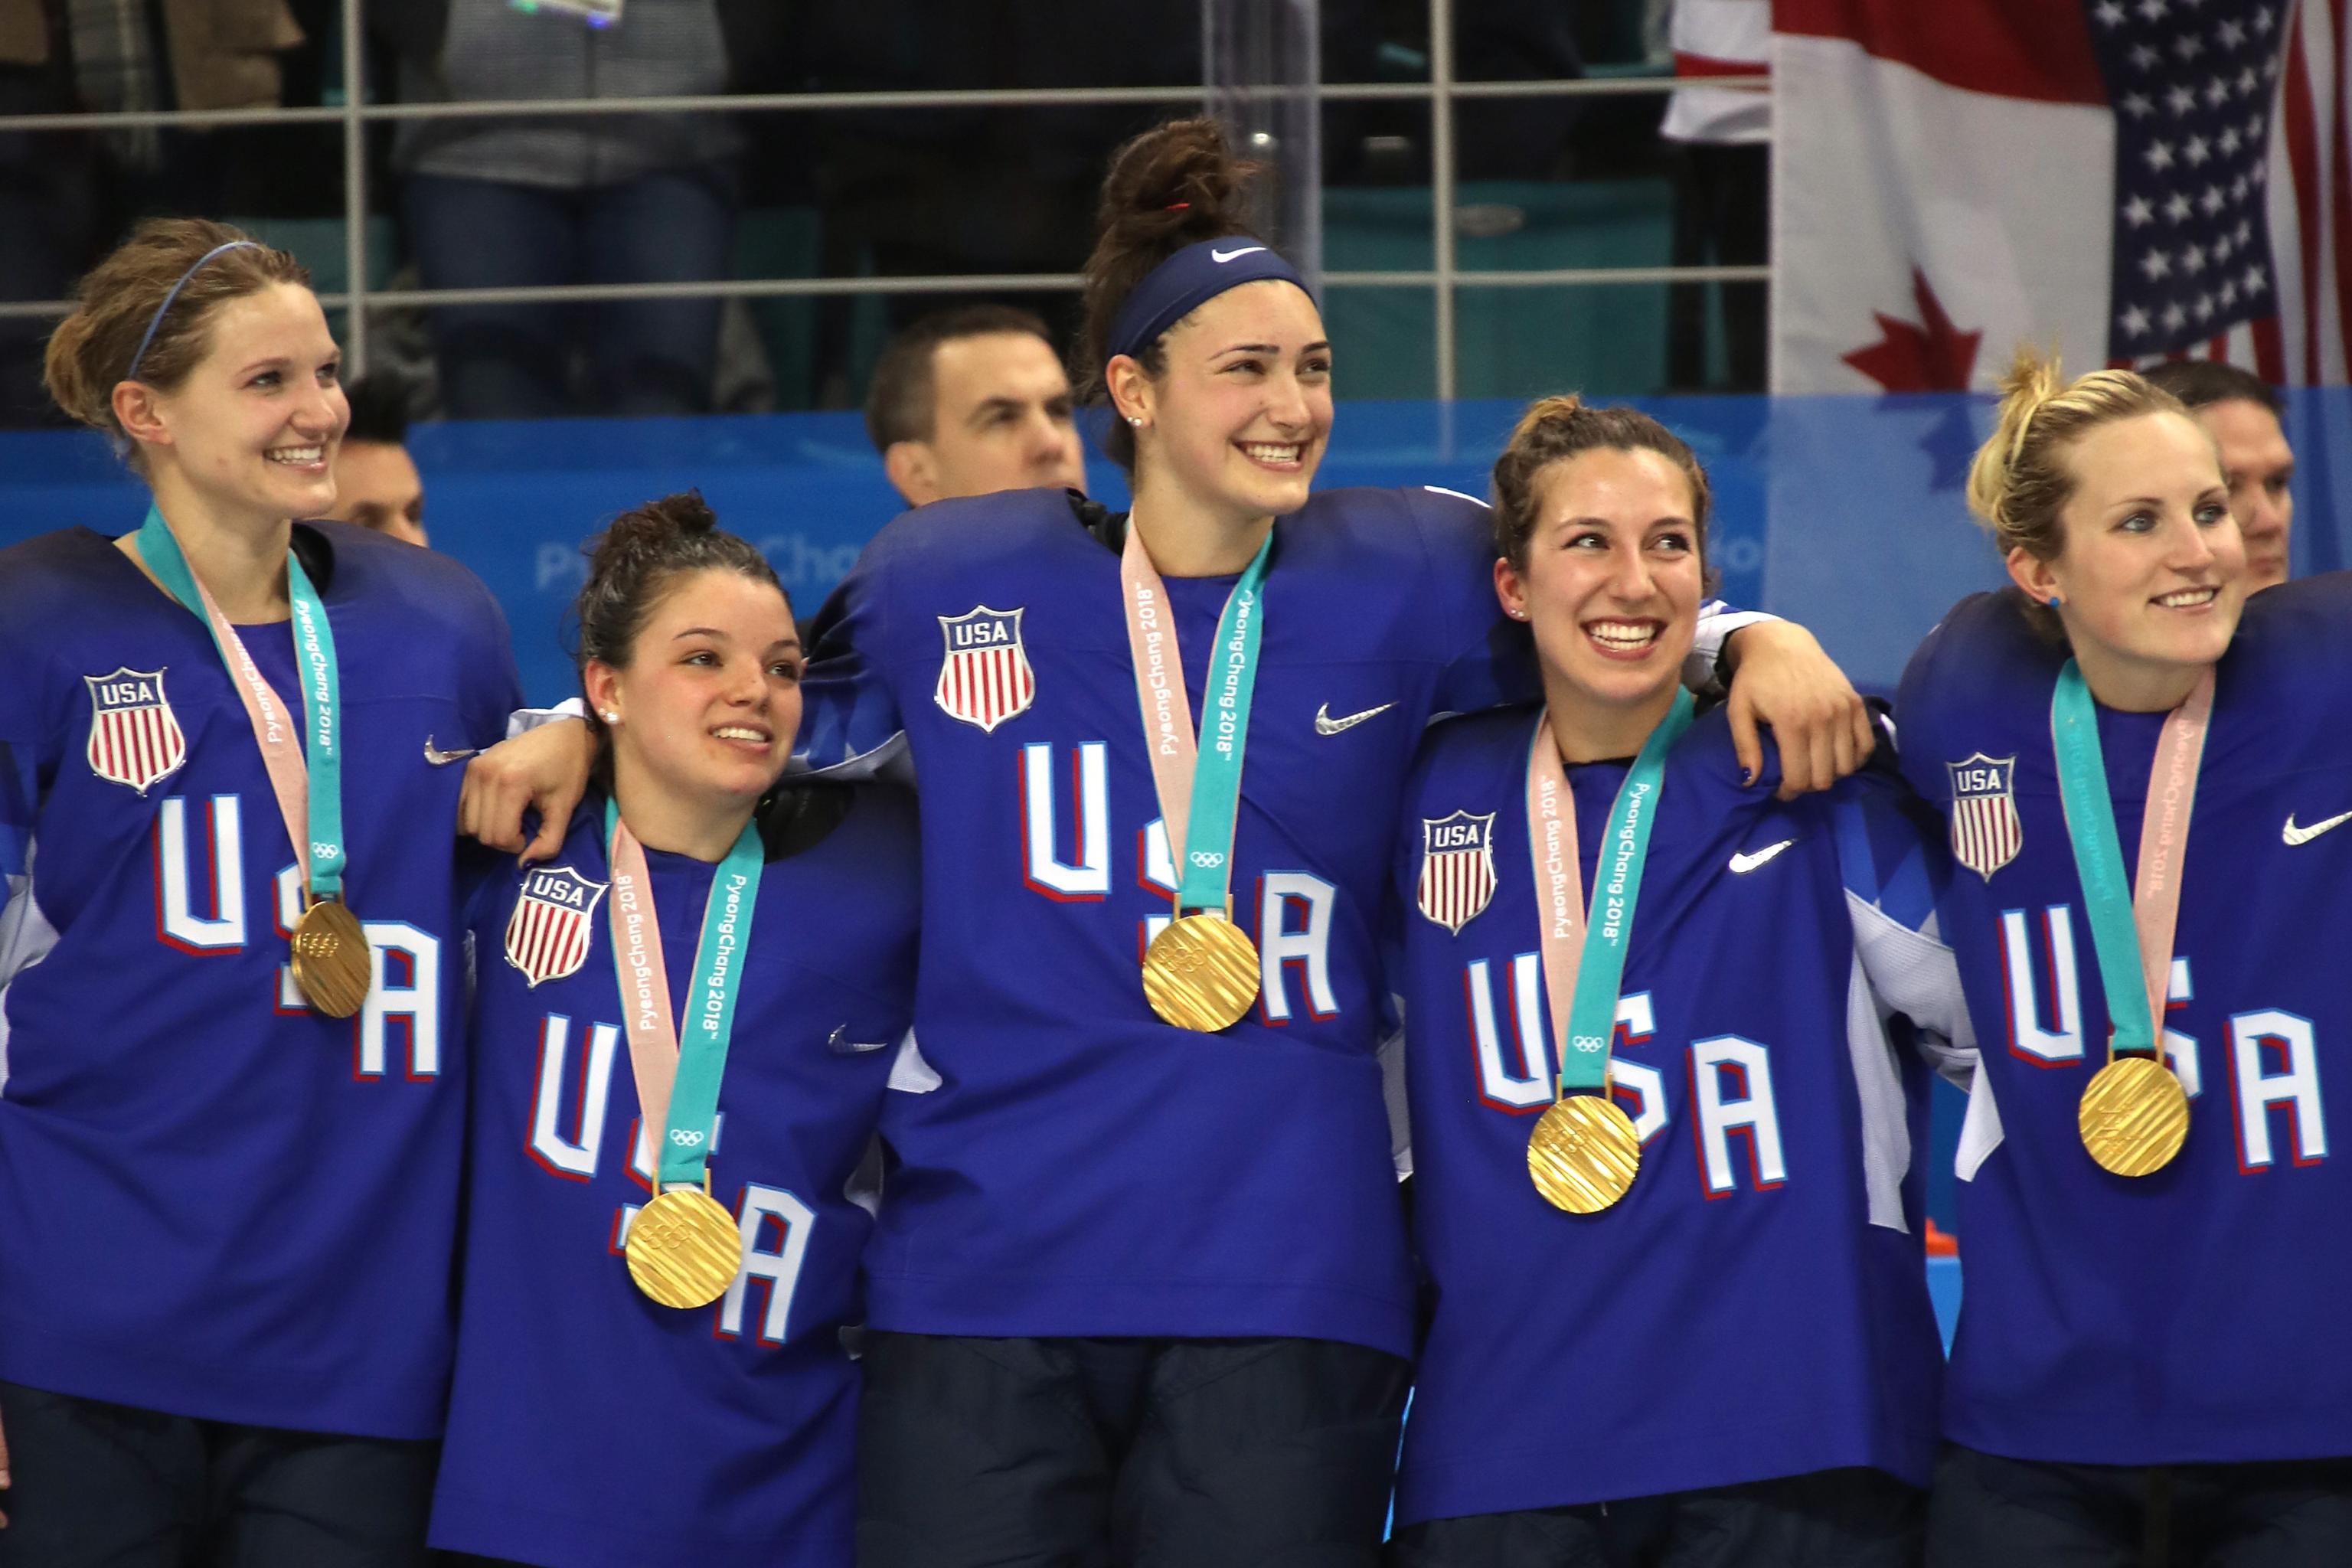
[864,305,1088,508]
[2141,360,2295,589]
[373,1,786,420]
[1661,0,1768,392]
[325,372,426,547]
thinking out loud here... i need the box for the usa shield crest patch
[1948,753,2022,882]
[1418,811,1498,934]
[504,864,608,987]
[934,606,1036,733]
[84,668,186,794]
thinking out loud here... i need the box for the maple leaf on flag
[1842,270,1984,391]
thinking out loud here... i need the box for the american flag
[2089,0,2288,370]
[505,864,606,988]
[933,606,1036,733]
[1418,811,1499,935]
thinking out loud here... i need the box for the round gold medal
[1142,913,1261,1033]
[2079,1054,2190,1177]
[625,1185,744,1308]
[290,899,372,1018]
[1528,1095,1642,1214]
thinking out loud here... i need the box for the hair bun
[1096,117,1263,250]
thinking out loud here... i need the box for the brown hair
[1491,395,1717,589]
[1076,117,1268,471]
[574,491,789,778]
[2139,358,2284,421]
[865,303,1056,452]
[44,217,311,459]
[1966,348,2194,564]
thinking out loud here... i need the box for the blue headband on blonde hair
[125,240,260,383]
[1105,237,1313,368]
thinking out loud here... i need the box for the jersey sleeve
[795,532,910,779]
[1686,600,1779,690]
[461,583,526,750]
[1831,749,1975,1083]
[0,595,44,940]
[1410,487,1541,716]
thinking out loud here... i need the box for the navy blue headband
[1106,237,1314,366]
[126,240,260,383]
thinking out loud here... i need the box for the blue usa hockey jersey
[795,485,1541,1356]
[1391,704,1968,1524]
[0,521,519,1438]
[427,784,919,1568]
[1896,577,2352,1465]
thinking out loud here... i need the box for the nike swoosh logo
[1315,702,1394,736]
[828,1025,891,1054]
[1728,839,1796,874]
[2283,808,2352,845]
[423,736,477,766]
[1211,245,1267,264]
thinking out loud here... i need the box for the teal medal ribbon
[2049,663,2161,1057]
[1553,688,1694,1095]
[606,800,765,1187]
[136,505,348,900]
[1172,531,1276,913]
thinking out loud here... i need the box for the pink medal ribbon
[2128,668,2214,1039]
[606,815,681,1174]
[1524,714,1589,1063]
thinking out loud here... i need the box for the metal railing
[0,0,1772,397]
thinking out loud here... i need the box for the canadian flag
[1772,0,2346,393]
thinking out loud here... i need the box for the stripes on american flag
[503,868,605,987]
[83,668,185,795]
[1418,812,1499,934]
[933,607,1037,733]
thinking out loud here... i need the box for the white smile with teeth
[1584,620,1661,649]
[713,726,769,743]
[268,446,324,465]
[2154,586,2217,608]
[1241,443,1302,464]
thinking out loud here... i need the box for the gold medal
[1142,913,1261,1033]
[625,1184,744,1308]
[1528,1094,1642,1214]
[290,898,372,1018]
[2079,1054,2190,1177]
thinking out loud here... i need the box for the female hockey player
[427,492,918,1568]
[0,219,520,1560]
[1387,397,1969,1567]
[1899,353,2352,1564]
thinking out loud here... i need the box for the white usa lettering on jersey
[524,1011,811,1344]
[155,793,440,1079]
[1460,969,1784,1194]
[1021,740,1341,1023]
[1971,920,2327,1176]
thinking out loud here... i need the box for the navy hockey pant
[1387,1467,1926,1568]
[0,1380,436,1568]
[1928,1443,2352,1568]
[856,1332,1410,1568]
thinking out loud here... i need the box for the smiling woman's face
[586,567,803,813]
[1125,279,1333,523]
[2007,410,2246,699]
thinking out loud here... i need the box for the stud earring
[1128,416,1144,427]
[600,710,619,723]
[2046,596,2062,609]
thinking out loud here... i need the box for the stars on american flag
[2086,0,2286,354]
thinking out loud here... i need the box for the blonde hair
[1965,347,2190,561]
[1491,394,1716,590]
[44,217,311,463]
